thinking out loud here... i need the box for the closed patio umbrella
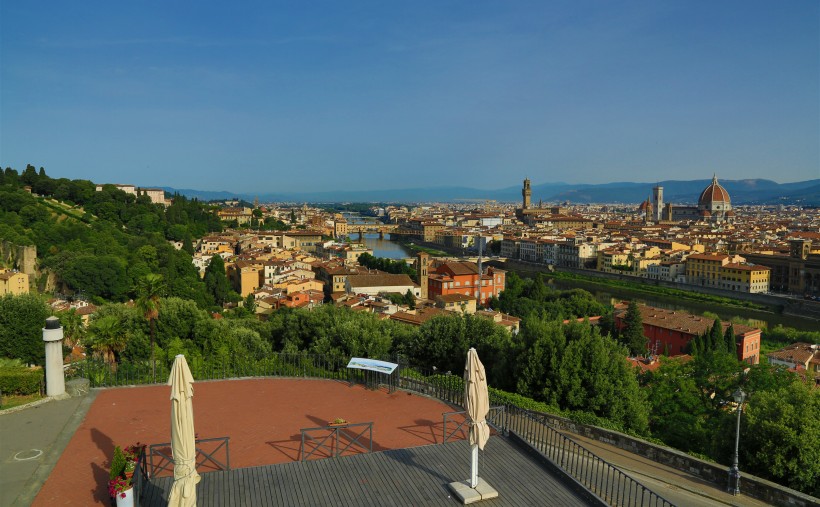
[464,348,490,488]
[168,354,201,507]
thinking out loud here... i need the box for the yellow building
[685,253,734,287]
[434,294,477,314]
[597,249,632,273]
[200,236,235,255]
[275,278,324,295]
[720,263,771,294]
[334,216,348,239]
[0,269,29,295]
[633,256,662,277]
[228,261,262,297]
[217,207,254,225]
[399,219,445,242]
[686,253,752,289]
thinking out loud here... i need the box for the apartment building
[685,253,741,287]
[646,261,686,282]
[556,239,598,269]
[719,263,771,293]
[426,261,505,306]
[0,269,29,295]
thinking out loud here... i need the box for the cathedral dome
[698,175,731,208]
[638,198,651,212]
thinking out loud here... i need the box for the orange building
[427,261,505,306]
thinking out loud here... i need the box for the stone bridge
[349,223,399,238]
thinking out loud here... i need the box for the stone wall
[539,412,819,507]
[1,241,37,275]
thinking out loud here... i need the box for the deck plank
[141,436,592,506]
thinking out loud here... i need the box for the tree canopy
[1,166,221,306]
[0,294,50,365]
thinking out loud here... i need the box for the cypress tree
[724,323,736,357]
[621,300,647,356]
[709,318,724,353]
[203,254,231,306]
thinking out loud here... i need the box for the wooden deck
[140,437,589,506]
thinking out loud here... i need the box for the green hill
[1,165,223,306]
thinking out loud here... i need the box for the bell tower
[522,178,531,210]
[652,185,663,222]
[416,252,429,300]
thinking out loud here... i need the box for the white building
[345,273,421,298]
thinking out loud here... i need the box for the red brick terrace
[33,378,464,505]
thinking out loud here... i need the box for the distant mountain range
[161,178,820,206]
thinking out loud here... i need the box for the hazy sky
[2,1,818,193]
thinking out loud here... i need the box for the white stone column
[42,316,66,397]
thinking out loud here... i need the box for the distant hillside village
[94,183,169,206]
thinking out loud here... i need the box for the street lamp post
[728,388,746,495]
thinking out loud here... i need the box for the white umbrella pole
[470,443,479,488]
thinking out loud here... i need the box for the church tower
[652,185,663,222]
[416,252,429,300]
[522,178,531,210]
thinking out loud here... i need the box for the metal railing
[507,406,673,507]
[132,445,150,503]
[399,370,464,406]
[300,422,374,461]
[399,370,674,507]
[65,353,400,390]
[442,406,506,443]
[148,436,230,477]
[346,367,399,393]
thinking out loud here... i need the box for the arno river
[344,224,817,331]
[350,233,414,260]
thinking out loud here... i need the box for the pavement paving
[0,392,97,507]
[565,432,773,507]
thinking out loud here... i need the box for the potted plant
[122,442,145,479]
[123,442,144,462]
[108,446,134,507]
[123,459,136,479]
[108,476,133,507]
[109,446,126,482]
[328,417,348,426]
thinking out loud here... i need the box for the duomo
[639,174,734,223]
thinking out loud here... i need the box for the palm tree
[136,273,165,382]
[87,315,127,371]
[57,308,85,351]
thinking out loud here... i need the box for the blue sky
[1,1,818,193]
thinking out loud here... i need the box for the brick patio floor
[33,378,464,505]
